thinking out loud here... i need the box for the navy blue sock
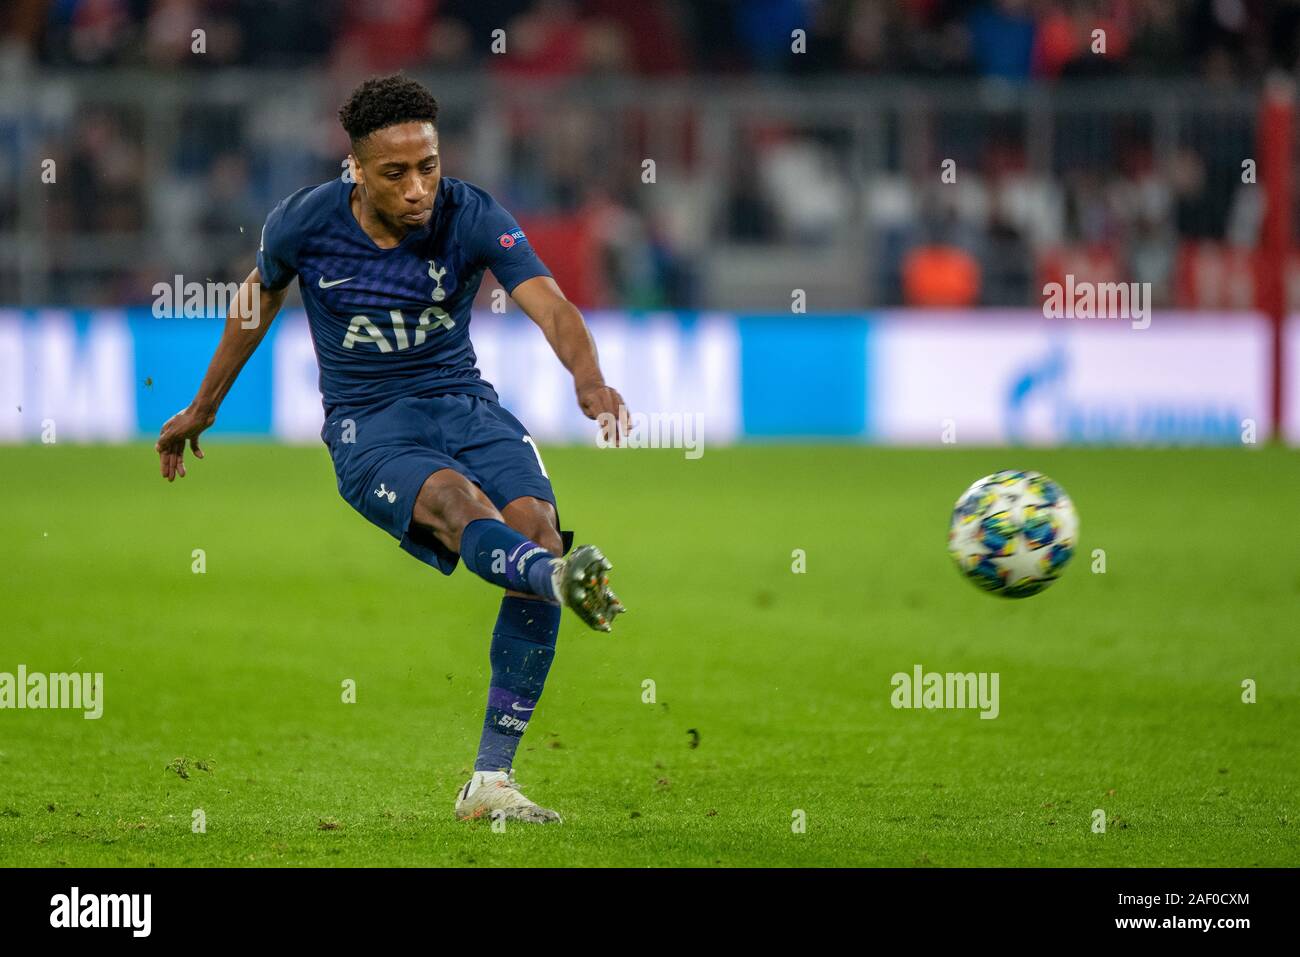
[474,597,562,772]
[459,518,559,600]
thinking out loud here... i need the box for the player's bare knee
[515,510,562,554]
[502,497,562,555]
[531,523,563,556]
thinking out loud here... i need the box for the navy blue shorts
[322,393,567,575]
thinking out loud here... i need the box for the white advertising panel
[872,311,1272,446]
[0,310,136,442]
[269,311,741,446]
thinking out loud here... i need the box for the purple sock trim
[487,687,537,712]
[501,542,557,601]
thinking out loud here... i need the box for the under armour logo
[428,260,447,302]
[374,483,397,503]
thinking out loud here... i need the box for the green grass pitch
[1,443,1296,867]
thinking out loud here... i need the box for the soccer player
[154,74,627,824]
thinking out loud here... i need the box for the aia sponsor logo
[498,228,526,248]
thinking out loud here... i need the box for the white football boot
[454,769,562,824]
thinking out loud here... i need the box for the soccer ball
[947,470,1078,598]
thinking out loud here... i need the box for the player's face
[352,122,441,232]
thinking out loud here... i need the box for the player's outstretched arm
[511,275,630,445]
[155,267,289,481]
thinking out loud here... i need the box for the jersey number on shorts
[523,436,549,478]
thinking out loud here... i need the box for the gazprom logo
[1005,344,1068,445]
[1006,343,1242,444]
[498,228,526,249]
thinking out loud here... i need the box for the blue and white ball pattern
[948,470,1078,598]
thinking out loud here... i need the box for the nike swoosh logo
[318,276,355,288]
[510,702,535,712]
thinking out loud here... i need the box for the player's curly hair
[338,74,440,150]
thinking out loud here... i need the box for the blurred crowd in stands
[0,1,1294,309]
[5,0,1295,80]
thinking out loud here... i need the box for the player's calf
[501,495,564,557]
[414,471,557,596]
[415,471,627,630]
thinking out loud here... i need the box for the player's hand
[577,382,630,447]
[155,406,214,481]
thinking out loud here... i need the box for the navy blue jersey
[256,176,550,412]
